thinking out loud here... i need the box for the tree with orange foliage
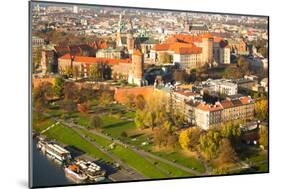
[77,102,90,114]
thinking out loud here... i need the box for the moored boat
[64,164,88,183]
[37,139,72,163]
[76,160,106,182]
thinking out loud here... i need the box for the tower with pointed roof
[126,18,134,53]
[184,15,190,33]
[116,12,125,47]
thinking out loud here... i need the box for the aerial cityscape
[31,2,269,187]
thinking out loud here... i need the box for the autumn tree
[89,63,102,81]
[144,111,157,130]
[219,122,241,139]
[135,94,146,110]
[63,82,79,101]
[77,84,95,103]
[237,56,251,75]
[199,129,222,160]
[62,82,79,112]
[259,126,268,149]
[135,110,146,129]
[172,111,185,128]
[167,134,178,149]
[90,115,102,129]
[124,93,135,108]
[153,127,169,147]
[255,98,268,121]
[64,66,73,78]
[72,66,80,80]
[53,76,64,98]
[134,92,170,130]
[223,67,243,79]
[62,99,76,112]
[212,168,228,175]
[33,82,53,110]
[88,63,112,81]
[162,120,173,131]
[99,90,114,107]
[217,138,238,164]
[77,102,90,114]
[179,127,202,151]
[33,81,53,120]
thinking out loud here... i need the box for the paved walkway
[40,121,60,134]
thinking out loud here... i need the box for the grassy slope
[79,128,194,178]
[153,151,205,173]
[44,124,113,163]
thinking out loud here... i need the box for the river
[31,139,112,187]
[31,139,73,187]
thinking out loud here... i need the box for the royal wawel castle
[39,13,247,86]
[149,33,232,72]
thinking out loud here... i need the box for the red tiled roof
[176,90,197,97]
[166,33,214,44]
[196,102,223,112]
[59,53,131,64]
[153,42,202,55]
[239,96,253,105]
[220,100,234,109]
[153,43,171,51]
[169,34,202,43]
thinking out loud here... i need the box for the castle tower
[201,34,214,65]
[184,15,190,33]
[128,50,143,86]
[127,33,134,53]
[41,46,55,74]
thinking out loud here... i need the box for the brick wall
[114,86,154,104]
[32,77,55,88]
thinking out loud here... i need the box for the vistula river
[31,139,73,187]
[31,139,112,187]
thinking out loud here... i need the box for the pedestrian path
[41,121,60,134]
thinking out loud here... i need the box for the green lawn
[79,129,112,147]
[101,116,136,138]
[153,151,205,173]
[44,124,113,163]
[110,145,167,179]
[79,128,194,178]
[245,152,268,164]
[155,161,194,177]
[255,162,269,172]
[32,115,56,133]
[44,104,203,178]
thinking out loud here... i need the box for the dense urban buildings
[31,2,269,187]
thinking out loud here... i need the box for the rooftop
[59,53,131,64]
